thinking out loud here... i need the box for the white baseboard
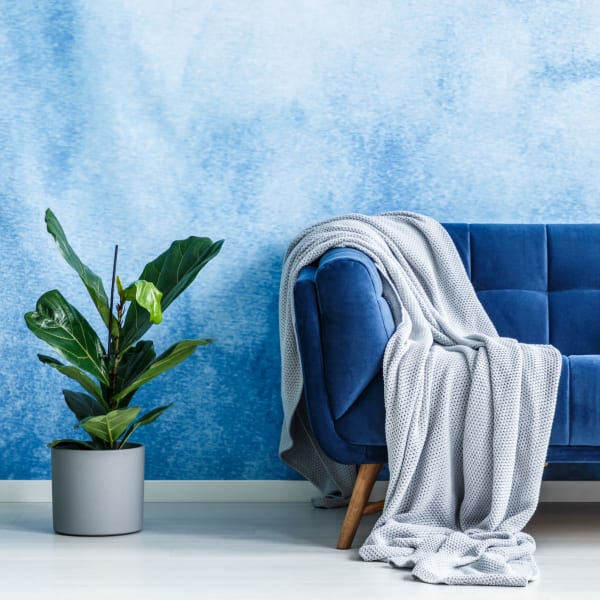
[143,480,321,502]
[0,480,598,503]
[538,481,600,502]
[0,480,322,503]
[373,481,600,503]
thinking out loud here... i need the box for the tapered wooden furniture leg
[337,463,383,550]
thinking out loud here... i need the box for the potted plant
[24,209,223,535]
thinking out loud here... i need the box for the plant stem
[107,244,119,357]
[107,245,119,409]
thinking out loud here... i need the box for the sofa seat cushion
[569,355,600,445]
[551,355,569,445]
[334,353,570,448]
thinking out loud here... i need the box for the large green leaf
[81,407,141,446]
[120,236,223,349]
[114,341,156,406]
[45,209,113,330]
[119,404,173,448]
[112,339,210,404]
[38,354,105,405]
[25,290,109,385]
[48,439,95,449]
[63,390,107,449]
[123,280,163,324]
[63,390,106,421]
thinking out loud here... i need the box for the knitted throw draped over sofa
[279,212,562,586]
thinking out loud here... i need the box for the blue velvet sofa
[293,224,600,548]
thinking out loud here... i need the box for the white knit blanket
[279,212,562,586]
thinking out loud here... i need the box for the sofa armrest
[316,248,395,420]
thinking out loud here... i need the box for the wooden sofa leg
[337,463,383,550]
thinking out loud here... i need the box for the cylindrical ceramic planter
[51,443,145,536]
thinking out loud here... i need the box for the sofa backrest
[444,224,600,356]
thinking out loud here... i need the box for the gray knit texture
[279,212,562,586]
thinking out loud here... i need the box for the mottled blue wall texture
[1,1,599,480]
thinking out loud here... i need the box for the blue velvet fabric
[477,290,549,344]
[552,355,570,446]
[550,291,600,356]
[470,224,548,291]
[548,225,600,290]
[293,224,600,465]
[442,224,471,277]
[292,253,394,464]
[316,248,395,421]
[569,355,600,446]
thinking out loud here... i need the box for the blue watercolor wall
[1,0,599,480]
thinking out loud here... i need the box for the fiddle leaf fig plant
[25,209,223,450]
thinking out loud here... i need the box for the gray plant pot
[51,443,145,536]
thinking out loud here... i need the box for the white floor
[0,502,598,599]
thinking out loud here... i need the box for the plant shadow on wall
[23,209,222,535]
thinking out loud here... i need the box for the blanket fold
[279,212,561,586]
